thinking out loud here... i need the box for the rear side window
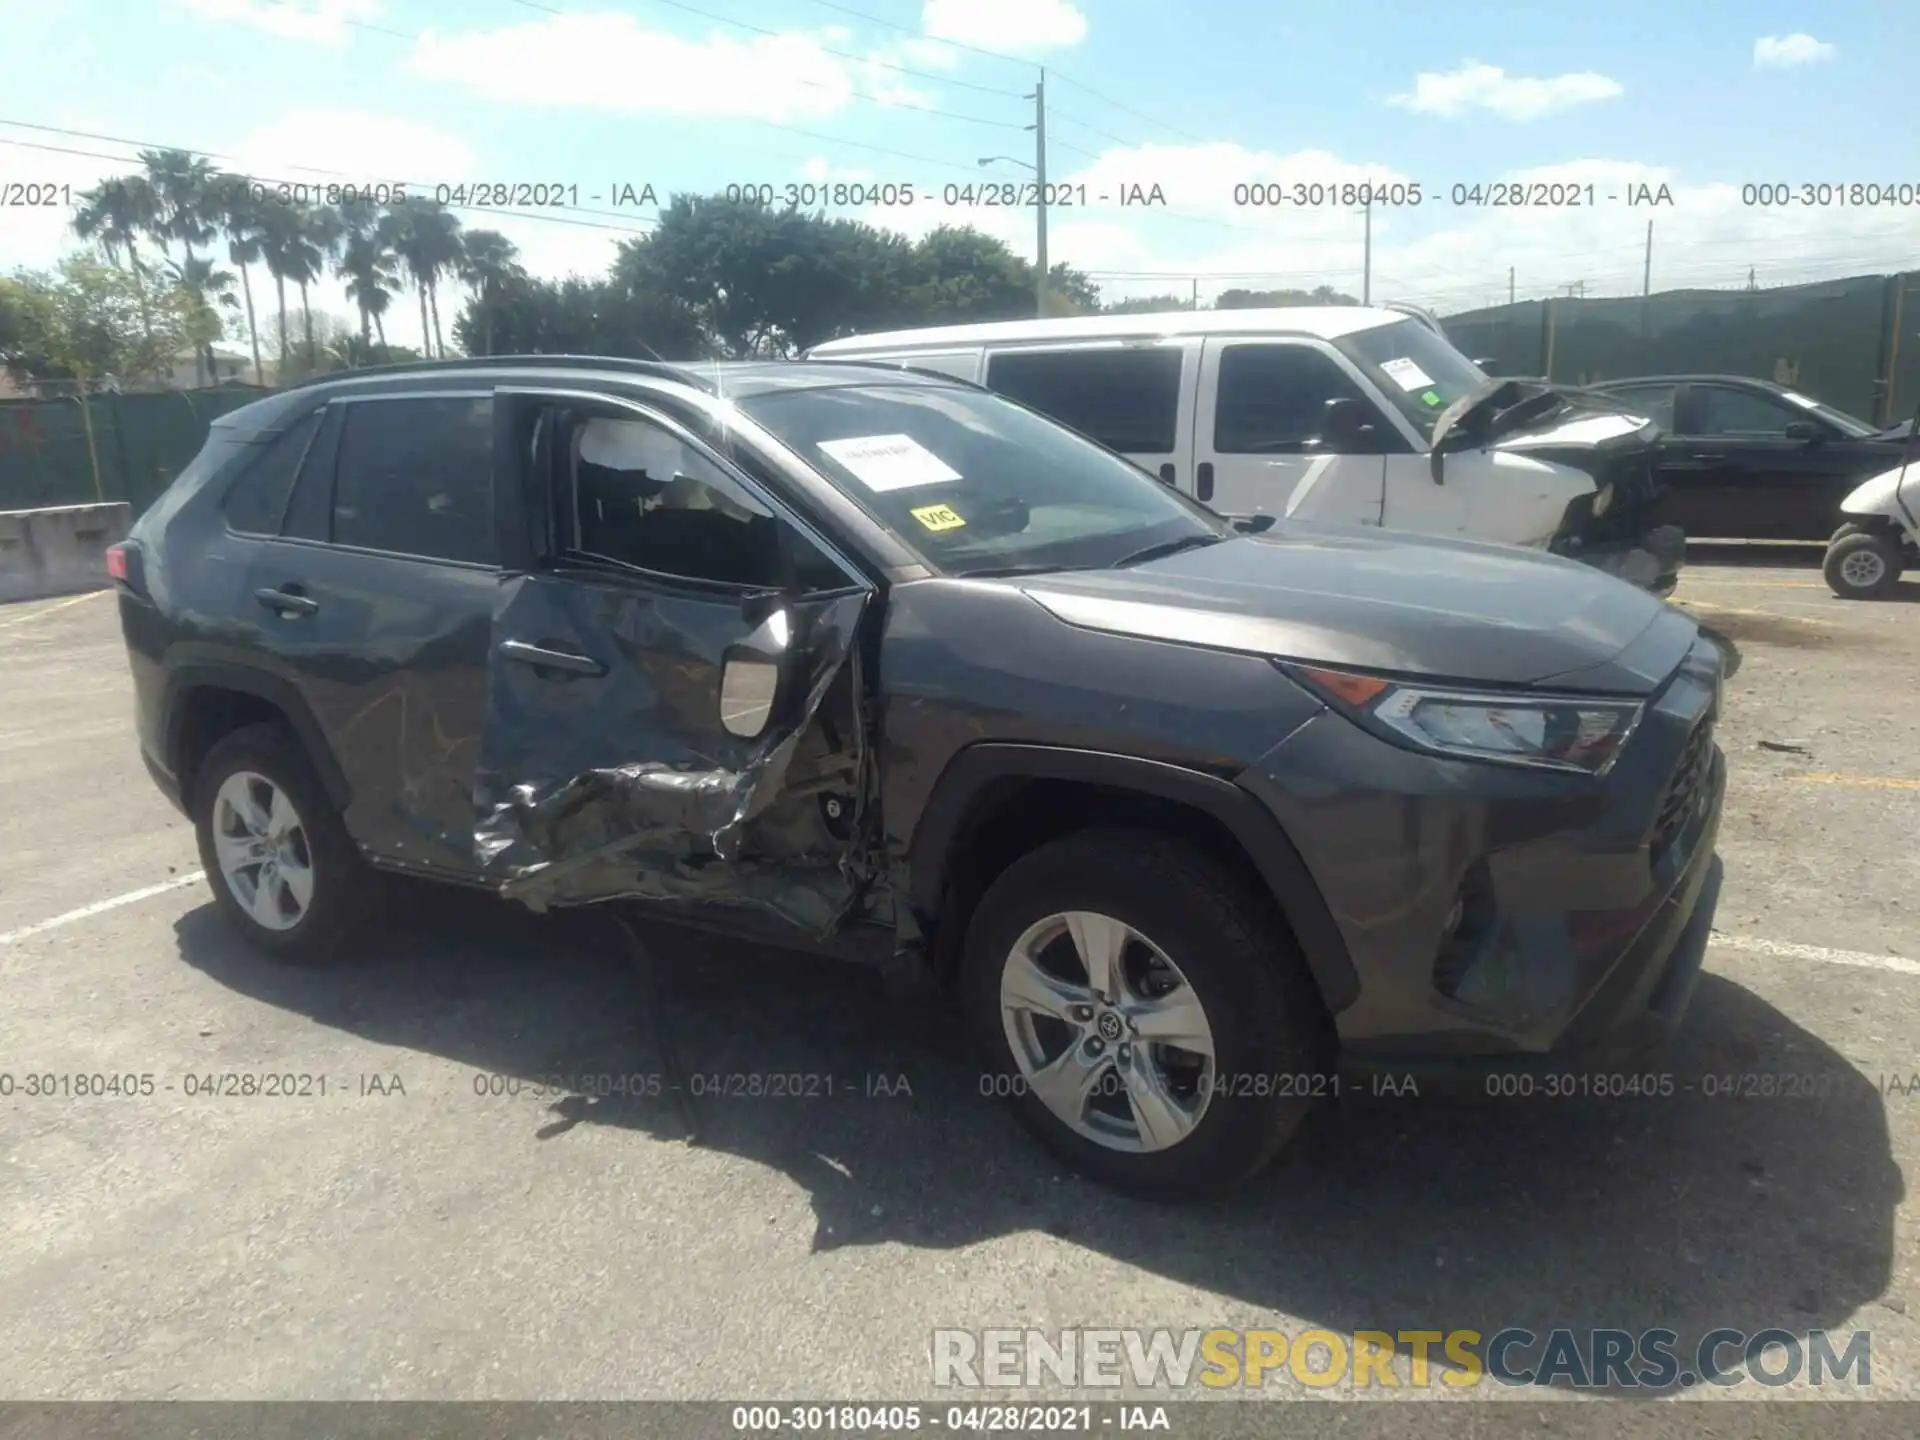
[1694,386,1797,438]
[222,409,321,534]
[986,347,1183,453]
[1213,343,1372,454]
[1603,384,1676,431]
[332,397,496,564]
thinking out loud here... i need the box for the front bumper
[1565,522,1686,596]
[1239,632,1725,1064]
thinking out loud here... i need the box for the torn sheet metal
[473,578,877,936]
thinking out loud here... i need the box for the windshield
[1334,318,1489,440]
[737,382,1227,576]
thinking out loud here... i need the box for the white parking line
[0,872,205,948]
[1711,932,1920,977]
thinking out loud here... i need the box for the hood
[1841,461,1920,519]
[1016,524,1694,694]
[1432,378,1657,464]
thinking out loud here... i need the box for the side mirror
[719,607,795,740]
[1473,358,1501,376]
[1320,396,1376,453]
[1784,420,1820,442]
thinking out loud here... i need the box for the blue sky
[3,0,1914,352]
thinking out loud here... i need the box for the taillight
[105,543,131,583]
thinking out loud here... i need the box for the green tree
[336,197,400,349]
[71,175,162,342]
[165,254,238,385]
[254,197,305,378]
[215,180,269,384]
[0,256,191,386]
[295,204,345,369]
[139,148,218,269]
[1215,284,1358,309]
[1102,293,1192,315]
[454,275,708,360]
[454,228,526,357]
[381,198,464,358]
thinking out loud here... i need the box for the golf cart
[1824,397,1920,598]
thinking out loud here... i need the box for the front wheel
[963,829,1333,1200]
[1823,530,1904,599]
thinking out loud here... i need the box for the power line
[0,124,660,236]
[1047,72,1212,145]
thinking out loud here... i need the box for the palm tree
[381,198,464,358]
[454,229,525,357]
[139,148,218,269]
[335,198,401,352]
[216,181,269,385]
[294,205,345,369]
[167,255,238,386]
[254,197,304,379]
[72,176,161,341]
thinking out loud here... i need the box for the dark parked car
[110,356,1726,1198]
[1583,374,1908,541]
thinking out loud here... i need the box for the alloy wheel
[999,910,1217,1153]
[211,770,315,932]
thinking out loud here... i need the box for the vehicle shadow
[174,883,1903,1397]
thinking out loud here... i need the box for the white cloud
[1754,33,1837,69]
[1388,61,1623,120]
[921,0,1087,54]
[227,107,476,191]
[831,143,1920,315]
[178,0,383,47]
[406,13,858,122]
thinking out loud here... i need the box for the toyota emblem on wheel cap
[1096,1011,1125,1041]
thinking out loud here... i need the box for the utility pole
[1361,197,1372,304]
[1030,69,1049,317]
[1508,266,1515,305]
[1191,277,1199,311]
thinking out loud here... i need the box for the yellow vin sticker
[910,503,966,532]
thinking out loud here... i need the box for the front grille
[1650,719,1714,867]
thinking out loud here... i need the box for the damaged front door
[474,389,879,940]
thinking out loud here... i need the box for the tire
[1822,530,1904,599]
[962,828,1333,1200]
[192,721,372,963]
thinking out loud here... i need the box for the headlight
[1592,482,1614,517]
[1285,665,1644,775]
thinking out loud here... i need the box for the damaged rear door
[475,388,879,940]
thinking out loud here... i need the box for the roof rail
[278,353,712,394]
[797,357,993,392]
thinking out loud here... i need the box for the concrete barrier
[0,502,132,604]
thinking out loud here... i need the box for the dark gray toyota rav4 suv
[113,356,1726,1198]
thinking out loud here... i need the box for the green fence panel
[0,384,266,516]
[1444,272,1917,424]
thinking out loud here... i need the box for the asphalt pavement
[0,550,1917,1415]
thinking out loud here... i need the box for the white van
[806,307,1683,592]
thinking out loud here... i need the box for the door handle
[255,587,318,616]
[1196,461,1215,503]
[498,639,608,677]
[1158,462,1176,486]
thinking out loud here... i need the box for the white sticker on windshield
[1379,357,1435,392]
[816,433,963,492]
[1782,391,1821,410]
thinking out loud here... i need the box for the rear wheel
[963,829,1332,1200]
[1823,530,1904,599]
[193,722,371,963]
